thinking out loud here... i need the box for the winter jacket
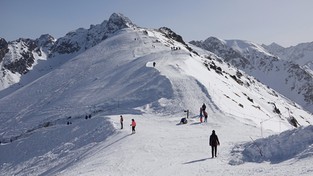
[209,134,220,146]
[202,104,206,111]
[131,121,136,127]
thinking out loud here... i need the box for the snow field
[1,26,313,176]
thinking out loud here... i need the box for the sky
[1,0,313,47]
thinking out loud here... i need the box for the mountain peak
[107,13,136,32]
[36,34,56,48]
[204,36,226,45]
[266,42,285,50]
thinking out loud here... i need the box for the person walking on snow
[120,115,124,129]
[204,111,208,122]
[130,119,136,134]
[199,107,203,123]
[202,103,206,112]
[209,130,220,158]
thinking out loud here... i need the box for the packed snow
[1,26,313,176]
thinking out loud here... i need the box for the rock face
[50,13,136,57]
[190,38,313,112]
[0,38,9,63]
[4,38,37,74]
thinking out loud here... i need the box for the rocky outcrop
[3,39,37,74]
[50,13,136,57]
[0,38,9,63]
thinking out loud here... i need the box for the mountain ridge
[0,13,136,91]
[190,38,313,113]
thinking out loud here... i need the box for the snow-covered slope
[190,38,313,113]
[0,14,313,176]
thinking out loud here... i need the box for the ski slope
[1,27,313,175]
[56,114,313,176]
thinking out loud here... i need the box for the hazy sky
[1,0,312,47]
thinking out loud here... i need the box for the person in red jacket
[130,119,136,134]
[209,130,220,158]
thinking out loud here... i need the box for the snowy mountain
[1,13,313,175]
[263,41,313,74]
[190,38,313,113]
[0,35,54,90]
[0,13,135,91]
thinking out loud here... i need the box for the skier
[120,115,124,129]
[130,119,136,134]
[199,107,203,123]
[209,130,220,158]
[153,62,156,67]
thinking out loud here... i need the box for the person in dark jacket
[202,103,206,112]
[209,130,220,158]
[120,115,124,129]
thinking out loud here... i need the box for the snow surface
[1,27,313,176]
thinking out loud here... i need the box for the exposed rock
[0,38,9,62]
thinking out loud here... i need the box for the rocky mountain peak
[106,13,136,33]
[159,27,184,43]
[204,36,226,45]
[36,34,56,48]
[190,37,246,66]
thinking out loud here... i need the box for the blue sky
[1,0,312,47]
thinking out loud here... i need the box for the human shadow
[182,157,210,164]
[102,133,132,150]
[190,122,202,125]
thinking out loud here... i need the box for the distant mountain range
[190,38,313,112]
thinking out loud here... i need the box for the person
[153,62,156,67]
[204,111,208,122]
[120,115,124,129]
[180,117,188,124]
[202,103,206,112]
[209,130,220,158]
[199,107,203,123]
[130,119,136,134]
[184,109,189,119]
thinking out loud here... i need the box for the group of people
[120,115,136,134]
[201,103,220,158]
[118,103,220,158]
